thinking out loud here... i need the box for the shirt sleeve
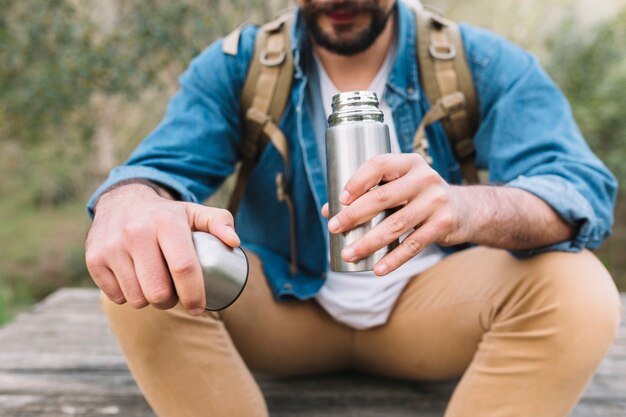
[86,27,257,217]
[460,24,618,255]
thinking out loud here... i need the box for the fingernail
[375,264,388,275]
[189,308,205,316]
[342,246,356,262]
[328,217,340,232]
[339,190,350,204]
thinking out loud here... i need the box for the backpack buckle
[440,92,465,115]
[455,137,475,160]
[260,48,286,67]
[429,43,456,60]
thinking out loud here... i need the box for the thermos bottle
[326,91,399,272]
[192,231,248,311]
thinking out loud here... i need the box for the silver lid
[328,91,384,127]
[192,231,248,311]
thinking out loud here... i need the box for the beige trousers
[101,247,622,417]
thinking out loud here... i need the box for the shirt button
[407,86,415,95]
[283,282,293,290]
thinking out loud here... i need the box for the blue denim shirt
[87,1,617,301]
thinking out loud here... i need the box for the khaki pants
[101,247,622,417]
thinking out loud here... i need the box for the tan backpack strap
[228,12,294,215]
[414,8,480,184]
[413,92,466,164]
[226,11,298,274]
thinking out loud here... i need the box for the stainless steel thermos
[192,231,249,311]
[326,91,399,272]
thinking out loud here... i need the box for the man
[85,0,622,415]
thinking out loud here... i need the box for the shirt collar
[291,1,421,101]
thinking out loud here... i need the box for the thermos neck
[328,91,384,127]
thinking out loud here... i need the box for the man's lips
[326,10,358,24]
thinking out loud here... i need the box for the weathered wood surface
[0,288,624,416]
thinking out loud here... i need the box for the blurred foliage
[0,0,97,143]
[1,0,625,325]
[0,0,276,145]
[545,9,626,183]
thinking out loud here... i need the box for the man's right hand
[85,182,240,316]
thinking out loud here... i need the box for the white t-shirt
[313,42,444,330]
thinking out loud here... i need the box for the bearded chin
[303,4,395,56]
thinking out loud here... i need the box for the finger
[157,219,205,315]
[340,204,427,263]
[372,223,441,276]
[328,178,413,234]
[321,203,329,219]
[185,203,240,248]
[85,259,126,304]
[129,236,178,310]
[107,252,149,308]
[341,154,417,205]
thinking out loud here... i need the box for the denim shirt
[87,1,617,301]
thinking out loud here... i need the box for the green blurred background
[1,0,625,325]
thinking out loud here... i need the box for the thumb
[184,203,241,248]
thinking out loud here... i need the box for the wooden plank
[259,373,452,417]
[0,289,623,417]
[0,394,154,417]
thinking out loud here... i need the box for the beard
[301,0,396,56]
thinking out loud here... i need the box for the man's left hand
[322,153,470,276]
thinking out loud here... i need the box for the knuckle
[179,294,203,311]
[103,289,126,305]
[367,156,385,171]
[439,233,455,246]
[111,296,127,305]
[435,212,455,231]
[169,257,197,278]
[402,237,422,256]
[209,208,235,228]
[432,190,449,206]
[98,279,123,302]
[341,205,356,224]
[388,214,407,234]
[123,221,152,242]
[217,208,234,223]
[146,286,175,306]
[422,170,441,185]
[374,186,390,204]
[85,252,105,272]
[128,297,149,309]
[408,153,423,165]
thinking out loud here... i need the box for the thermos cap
[192,231,249,311]
[328,91,384,127]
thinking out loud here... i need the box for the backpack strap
[413,8,480,184]
[223,11,295,215]
[222,11,298,274]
